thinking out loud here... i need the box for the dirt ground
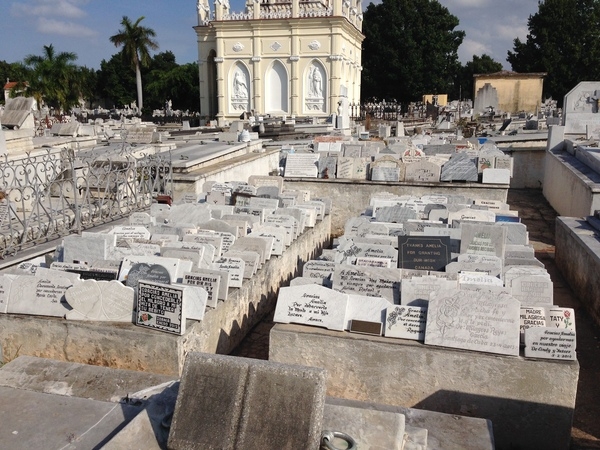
[231,189,600,449]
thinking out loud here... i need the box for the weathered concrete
[326,397,494,450]
[0,356,176,402]
[555,216,600,327]
[0,385,141,450]
[168,352,326,450]
[171,147,280,202]
[0,215,330,376]
[284,178,508,236]
[500,145,546,189]
[543,146,600,217]
[270,323,579,450]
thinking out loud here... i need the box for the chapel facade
[194,0,364,124]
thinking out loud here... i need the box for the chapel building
[194,0,364,124]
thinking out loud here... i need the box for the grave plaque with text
[136,281,184,335]
[385,305,427,340]
[398,236,451,271]
[524,328,576,360]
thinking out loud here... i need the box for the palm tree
[109,16,159,111]
[24,44,81,113]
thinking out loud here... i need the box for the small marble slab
[274,284,349,331]
[524,328,576,360]
[65,280,135,322]
[385,305,427,341]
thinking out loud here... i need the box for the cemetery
[1,4,600,443]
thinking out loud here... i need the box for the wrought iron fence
[0,145,172,258]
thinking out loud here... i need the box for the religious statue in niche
[197,0,210,22]
[308,65,323,98]
[233,70,248,99]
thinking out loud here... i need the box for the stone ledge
[269,322,579,450]
[0,216,330,376]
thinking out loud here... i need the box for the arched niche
[230,62,251,114]
[304,60,327,114]
[265,60,289,114]
[207,50,218,118]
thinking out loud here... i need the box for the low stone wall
[555,216,600,327]
[543,148,600,217]
[503,146,546,189]
[270,323,579,450]
[0,216,330,376]
[284,178,509,236]
[171,148,280,202]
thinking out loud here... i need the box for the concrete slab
[0,356,176,402]
[0,385,141,450]
[270,323,578,450]
[326,397,492,450]
[168,352,326,450]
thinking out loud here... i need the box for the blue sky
[1,0,539,70]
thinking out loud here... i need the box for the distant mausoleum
[194,0,364,124]
[473,71,546,116]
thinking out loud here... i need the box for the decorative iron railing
[0,146,172,258]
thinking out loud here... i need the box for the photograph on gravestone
[398,236,451,271]
[136,281,185,335]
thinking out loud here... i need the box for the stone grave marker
[355,257,392,268]
[223,250,260,278]
[136,280,207,335]
[7,274,78,317]
[422,227,460,253]
[440,153,478,182]
[274,284,349,331]
[401,275,457,307]
[375,205,417,223]
[448,208,496,224]
[458,271,503,288]
[460,223,506,259]
[183,234,223,258]
[336,157,354,179]
[248,175,284,191]
[482,168,511,184]
[182,271,220,308]
[384,305,427,340]
[344,294,390,331]
[256,185,281,199]
[230,236,272,263]
[352,157,370,180]
[211,257,245,288]
[318,156,337,179]
[62,234,112,265]
[289,277,327,287]
[161,247,204,269]
[65,280,135,322]
[251,228,285,256]
[303,260,336,282]
[197,220,238,240]
[425,289,521,356]
[524,328,576,360]
[109,226,151,241]
[499,223,528,246]
[510,275,553,306]
[264,215,296,244]
[189,267,229,300]
[547,307,575,331]
[371,167,401,182]
[284,153,319,178]
[520,306,546,341]
[397,236,451,271]
[332,266,401,304]
[129,212,155,226]
[404,160,441,182]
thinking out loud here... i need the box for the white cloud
[37,17,97,38]
[442,0,491,8]
[11,0,87,19]
[494,21,528,42]
[459,38,492,61]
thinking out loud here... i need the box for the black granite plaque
[67,269,118,281]
[349,320,383,336]
[398,236,451,271]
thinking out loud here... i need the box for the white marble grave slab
[7,275,79,317]
[425,289,520,356]
[344,294,390,330]
[65,280,134,322]
[384,305,427,340]
[274,284,348,331]
[211,257,245,288]
[182,271,220,308]
[524,327,576,360]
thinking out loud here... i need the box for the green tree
[96,52,137,108]
[361,0,465,102]
[0,61,29,105]
[507,0,600,103]
[145,52,199,112]
[23,44,82,112]
[109,16,159,111]
[459,54,503,100]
